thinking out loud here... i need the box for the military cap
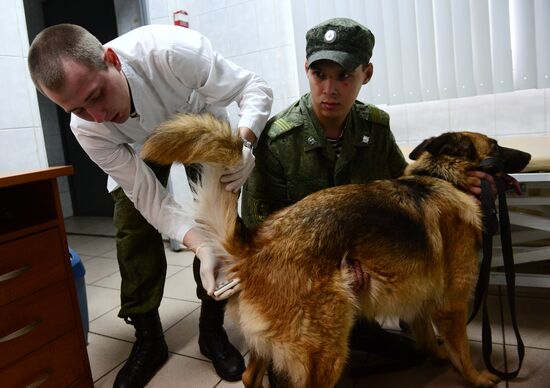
[306,18,375,72]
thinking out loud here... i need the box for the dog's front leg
[242,350,267,388]
[433,306,499,387]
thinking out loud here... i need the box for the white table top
[511,172,550,182]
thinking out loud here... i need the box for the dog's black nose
[499,146,531,173]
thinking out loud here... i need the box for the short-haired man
[29,23,272,386]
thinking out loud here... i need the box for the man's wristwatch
[242,139,255,150]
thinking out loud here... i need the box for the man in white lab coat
[28,23,272,387]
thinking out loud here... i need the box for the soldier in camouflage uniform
[242,95,407,224]
[243,18,407,226]
[241,18,424,380]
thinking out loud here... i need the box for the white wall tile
[147,0,169,20]
[0,56,35,129]
[225,0,248,7]
[495,89,545,136]
[0,0,23,56]
[188,14,201,30]
[225,1,259,56]
[32,125,48,167]
[196,0,227,14]
[449,94,496,136]
[15,0,29,55]
[179,1,201,17]
[229,52,263,78]
[255,0,294,49]
[0,128,43,173]
[149,16,171,25]
[25,67,42,127]
[196,8,230,55]
[260,45,299,102]
[405,99,451,142]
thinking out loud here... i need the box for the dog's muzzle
[477,157,505,175]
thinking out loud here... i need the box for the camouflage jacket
[241,93,407,229]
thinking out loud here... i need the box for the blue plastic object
[69,247,89,344]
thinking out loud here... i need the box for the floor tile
[163,266,201,302]
[93,353,223,387]
[507,345,550,386]
[165,246,195,267]
[97,247,118,259]
[355,340,507,387]
[147,353,222,387]
[87,332,132,382]
[92,264,183,289]
[84,257,120,284]
[86,284,122,321]
[90,298,199,342]
[68,235,117,257]
[65,216,549,387]
[79,254,97,263]
[65,216,115,236]
[467,294,505,344]
[164,308,247,361]
[501,295,550,349]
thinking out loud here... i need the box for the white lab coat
[70,24,272,243]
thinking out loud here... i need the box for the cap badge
[324,30,336,43]
[362,135,370,144]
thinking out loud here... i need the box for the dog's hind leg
[410,316,448,360]
[433,305,499,387]
[303,344,349,388]
[242,350,267,388]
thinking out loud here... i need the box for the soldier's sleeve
[367,104,408,178]
[241,132,289,229]
[386,125,408,178]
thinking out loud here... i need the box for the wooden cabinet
[0,166,93,387]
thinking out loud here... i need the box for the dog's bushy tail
[141,113,244,261]
[142,113,242,166]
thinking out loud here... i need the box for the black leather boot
[113,310,169,388]
[198,299,245,381]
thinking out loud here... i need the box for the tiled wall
[1,1,74,215]
[0,0,47,173]
[2,1,549,218]
[146,0,301,124]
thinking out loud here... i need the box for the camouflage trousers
[111,162,170,318]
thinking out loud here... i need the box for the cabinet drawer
[0,281,76,369]
[0,329,90,388]
[0,228,67,305]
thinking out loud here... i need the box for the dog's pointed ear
[424,133,477,160]
[409,137,435,160]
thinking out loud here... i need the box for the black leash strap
[468,177,525,380]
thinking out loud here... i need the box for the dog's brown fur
[142,114,531,387]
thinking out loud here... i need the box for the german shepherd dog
[142,114,531,387]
